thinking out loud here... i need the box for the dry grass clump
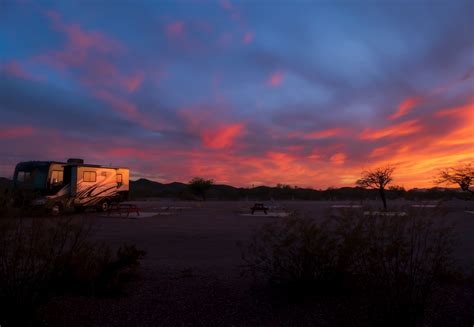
[242,215,345,295]
[243,206,459,326]
[0,216,145,326]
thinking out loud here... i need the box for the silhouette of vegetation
[335,207,459,326]
[436,163,473,194]
[243,207,459,326]
[0,217,145,326]
[188,177,214,200]
[356,166,395,210]
[242,214,344,295]
[128,178,471,201]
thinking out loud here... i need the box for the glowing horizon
[1,1,473,190]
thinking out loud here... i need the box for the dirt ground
[38,200,474,326]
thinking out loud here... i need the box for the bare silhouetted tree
[436,163,473,194]
[188,177,214,200]
[356,166,395,210]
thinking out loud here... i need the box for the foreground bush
[0,217,145,326]
[243,207,459,326]
[242,215,346,294]
[336,207,458,326]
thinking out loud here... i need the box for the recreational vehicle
[13,158,129,214]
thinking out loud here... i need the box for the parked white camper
[13,158,129,214]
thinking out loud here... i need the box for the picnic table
[251,203,268,215]
[107,203,140,217]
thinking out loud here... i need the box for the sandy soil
[38,200,474,326]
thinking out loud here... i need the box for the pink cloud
[38,11,149,104]
[268,71,284,87]
[39,10,122,69]
[65,24,116,53]
[2,60,40,80]
[121,71,145,93]
[219,0,244,25]
[219,0,234,10]
[0,126,35,139]
[166,21,185,38]
[95,90,147,127]
[74,58,119,88]
[44,10,61,22]
[302,127,347,139]
[106,147,152,160]
[95,90,168,132]
[242,31,254,44]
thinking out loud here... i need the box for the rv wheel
[51,203,62,216]
[98,200,110,212]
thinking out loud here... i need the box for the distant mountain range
[0,177,468,201]
[128,179,467,201]
[130,178,241,199]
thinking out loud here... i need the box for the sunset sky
[1,0,473,189]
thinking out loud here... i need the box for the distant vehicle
[13,158,129,215]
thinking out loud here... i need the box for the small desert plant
[0,216,145,325]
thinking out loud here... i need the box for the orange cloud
[268,72,284,87]
[356,101,474,188]
[369,145,392,158]
[330,152,347,164]
[202,123,244,149]
[360,119,421,140]
[434,101,474,146]
[389,96,422,120]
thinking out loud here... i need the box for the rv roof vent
[67,158,84,164]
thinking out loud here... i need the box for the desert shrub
[0,217,145,326]
[242,214,349,296]
[335,207,457,326]
[0,189,50,219]
[243,207,459,326]
[0,189,21,218]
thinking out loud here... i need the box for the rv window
[116,174,123,183]
[83,171,97,182]
[17,171,32,183]
[51,170,63,184]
